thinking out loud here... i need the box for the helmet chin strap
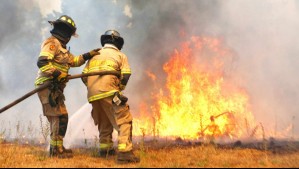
[51,32,70,48]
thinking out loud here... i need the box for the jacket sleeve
[81,60,90,86]
[37,40,59,76]
[68,53,86,67]
[119,54,131,90]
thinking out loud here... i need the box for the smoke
[0,0,61,136]
[33,0,62,17]
[216,0,299,136]
[123,4,133,18]
[127,0,299,138]
[0,0,298,142]
[125,1,223,111]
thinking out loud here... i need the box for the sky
[0,0,298,140]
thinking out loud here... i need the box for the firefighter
[35,15,100,158]
[82,30,140,164]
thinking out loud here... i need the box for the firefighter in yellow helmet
[35,15,100,158]
[82,30,140,164]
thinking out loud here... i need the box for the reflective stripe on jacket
[82,44,131,102]
[35,36,86,86]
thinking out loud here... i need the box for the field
[1,140,299,168]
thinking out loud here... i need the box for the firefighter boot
[63,146,73,154]
[117,151,140,164]
[49,145,73,158]
[98,148,116,158]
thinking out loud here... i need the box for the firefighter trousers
[46,115,68,146]
[38,86,69,147]
[91,96,133,152]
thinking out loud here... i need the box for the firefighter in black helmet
[100,30,124,50]
[48,15,78,46]
[82,30,140,164]
[35,15,100,158]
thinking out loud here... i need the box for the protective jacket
[82,44,131,102]
[35,36,86,86]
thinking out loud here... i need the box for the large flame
[133,36,256,140]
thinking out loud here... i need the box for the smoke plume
[0,0,298,141]
[127,0,299,138]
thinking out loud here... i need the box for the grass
[1,119,298,168]
[0,142,299,168]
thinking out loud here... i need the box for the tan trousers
[47,116,63,143]
[37,86,67,116]
[91,96,133,152]
[38,86,68,147]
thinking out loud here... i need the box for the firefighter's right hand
[89,48,101,56]
[82,48,101,61]
[119,84,126,91]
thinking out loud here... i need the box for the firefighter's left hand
[60,74,71,83]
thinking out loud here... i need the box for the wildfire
[133,36,256,140]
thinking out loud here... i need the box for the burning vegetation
[133,36,256,141]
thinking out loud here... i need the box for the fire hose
[0,71,120,114]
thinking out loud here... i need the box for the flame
[134,36,256,140]
[146,71,157,81]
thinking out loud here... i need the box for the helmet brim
[48,20,78,37]
[48,20,54,25]
[72,32,79,38]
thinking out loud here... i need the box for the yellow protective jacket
[35,36,86,86]
[82,44,131,102]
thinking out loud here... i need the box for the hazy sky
[0,0,298,139]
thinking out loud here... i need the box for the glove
[119,84,126,91]
[52,69,68,82]
[82,48,101,61]
[59,74,70,83]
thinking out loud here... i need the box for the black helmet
[101,30,124,50]
[49,15,77,44]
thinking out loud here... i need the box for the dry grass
[0,142,299,168]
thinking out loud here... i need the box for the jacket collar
[103,44,119,51]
